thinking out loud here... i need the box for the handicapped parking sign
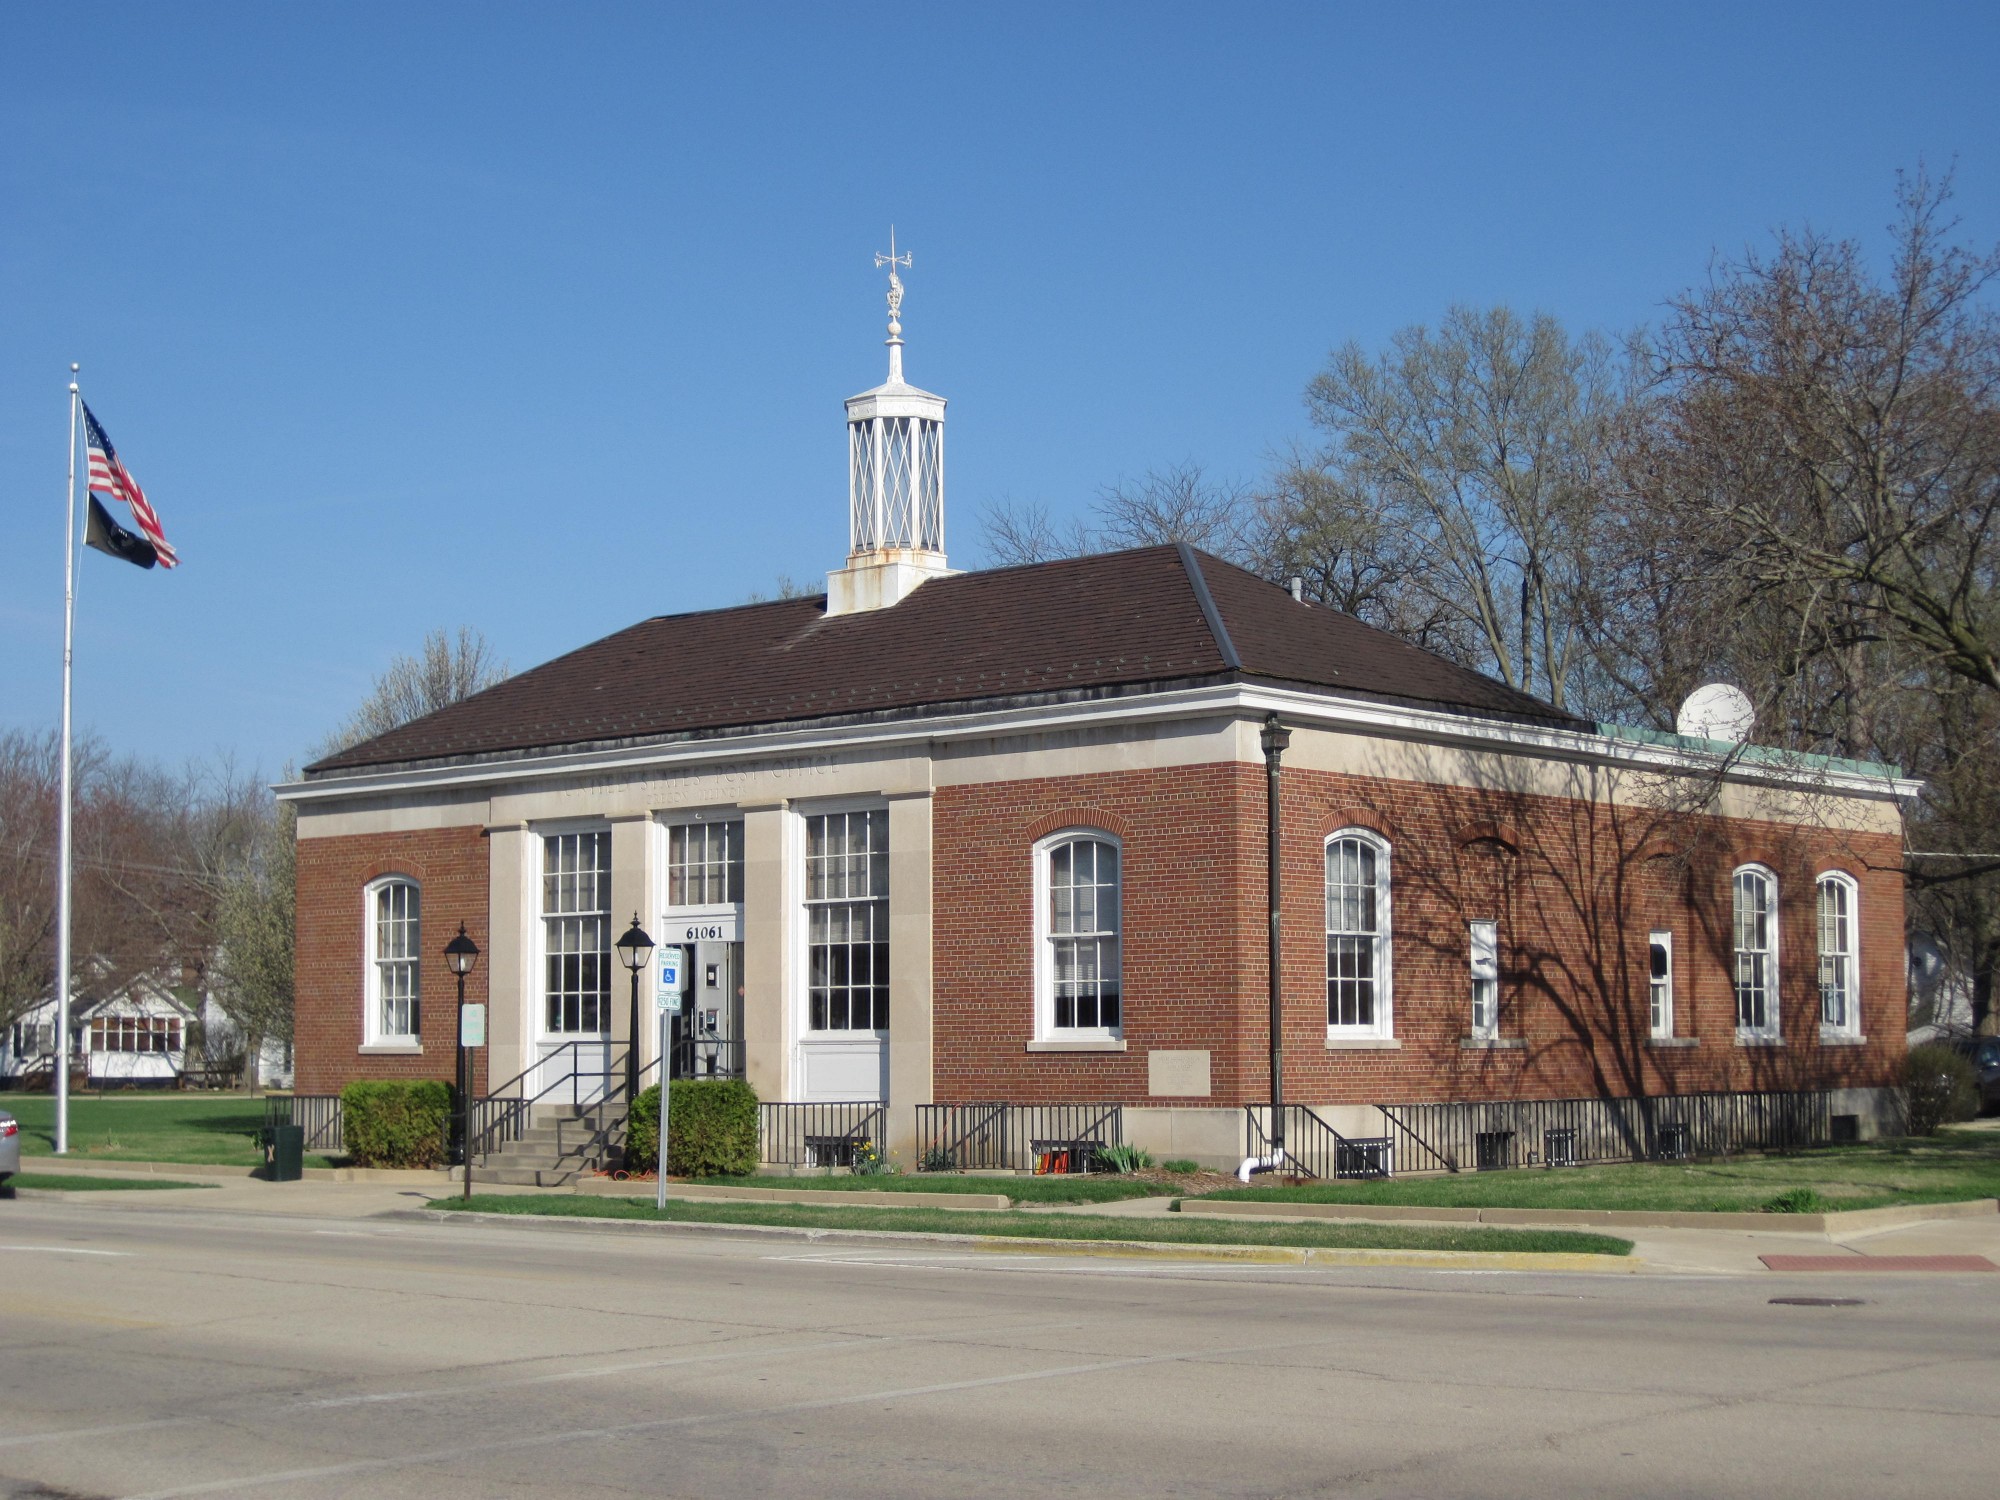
[655,945,682,1010]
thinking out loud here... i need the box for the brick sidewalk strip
[1759,1255,1997,1273]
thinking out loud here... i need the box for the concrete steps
[472,1102,626,1187]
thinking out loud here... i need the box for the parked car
[0,1108,19,1194]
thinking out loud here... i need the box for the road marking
[124,1329,1342,1499]
[0,1244,129,1257]
[0,1418,181,1450]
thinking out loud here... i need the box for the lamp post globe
[443,923,479,1200]
[615,915,655,1109]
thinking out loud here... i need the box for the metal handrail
[1376,1103,1456,1173]
[467,1039,634,1158]
[1241,1106,1310,1177]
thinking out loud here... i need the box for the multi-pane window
[1045,836,1121,1032]
[10,1022,52,1057]
[1732,866,1779,1037]
[1817,873,1859,1034]
[668,821,744,906]
[90,1016,182,1053]
[1326,832,1391,1035]
[1648,930,1675,1039]
[543,830,610,1034]
[368,879,420,1041]
[806,810,889,1032]
[1468,920,1499,1040]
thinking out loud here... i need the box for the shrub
[1094,1143,1153,1174]
[918,1146,958,1173]
[1902,1044,1979,1136]
[627,1079,759,1177]
[1162,1159,1200,1175]
[341,1080,453,1168]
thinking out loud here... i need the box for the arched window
[1817,872,1860,1036]
[1732,865,1779,1039]
[364,877,420,1045]
[1036,832,1122,1037]
[1326,830,1392,1039]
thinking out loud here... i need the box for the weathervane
[875,227,912,334]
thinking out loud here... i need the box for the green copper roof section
[1594,723,1904,782]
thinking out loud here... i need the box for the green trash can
[265,1123,305,1182]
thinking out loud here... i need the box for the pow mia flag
[84,493,158,569]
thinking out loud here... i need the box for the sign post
[655,945,682,1211]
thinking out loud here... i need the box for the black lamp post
[443,923,480,1202]
[615,914,656,1110]
[1260,715,1291,1170]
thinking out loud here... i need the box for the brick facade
[294,826,490,1095]
[931,761,1905,1107]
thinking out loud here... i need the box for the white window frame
[539,827,612,1038]
[1817,871,1861,1038]
[1648,929,1675,1040]
[1468,919,1499,1041]
[1325,829,1393,1040]
[802,806,890,1036]
[363,876,421,1048]
[664,816,745,911]
[1033,829,1124,1041]
[1732,864,1781,1041]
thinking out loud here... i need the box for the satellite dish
[1676,683,1755,743]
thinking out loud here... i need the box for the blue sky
[2,4,1995,777]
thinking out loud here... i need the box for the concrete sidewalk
[11,1168,1999,1276]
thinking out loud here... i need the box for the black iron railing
[758,1101,884,1167]
[466,1039,635,1158]
[1243,1105,1392,1179]
[667,1034,745,1081]
[914,1103,1125,1173]
[1376,1089,1834,1173]
[264,1092,344,1154]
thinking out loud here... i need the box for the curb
[18,1156,448,1186]
[384,1206,1640,1273]
[1179,1197,2000,1235]
[575,1181,1012,1211]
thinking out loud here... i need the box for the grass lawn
[1197,1130,2000,1215]
[9,1173,217,1192]
[689,1173,1170,1204]
[1,1092,340,1171]
[437,1192,1632,1256]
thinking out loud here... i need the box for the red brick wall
[932,761,1906,1107]
[294,826,490,1095]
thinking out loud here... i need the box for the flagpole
[56,365,79,1156]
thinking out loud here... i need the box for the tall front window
[1041,834,1122,1034]
[365,878,420,1043]
[805,810,888,1032]
[1326,831,1392,1037]
[1818,873,1859,1034]
[543,830,610,1034]
[1733,866,1779,1038]
[668,820,744,906]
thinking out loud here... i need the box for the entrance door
[668,940,743,1079]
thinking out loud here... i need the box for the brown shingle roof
[306,545,1584,776]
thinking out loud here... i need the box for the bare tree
[978,462,1251,567]
[1279,306,1629,712]
[1638,170,2000,700]
[319,626,509,757]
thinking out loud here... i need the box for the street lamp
[1248,715,1291,1180]
[614,915,656,1111]
[443,923,480,1202]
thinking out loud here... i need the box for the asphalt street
[0,1193,1993,1499]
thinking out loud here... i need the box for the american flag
[82,401,178,569]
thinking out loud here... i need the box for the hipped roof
[306,545,1584,777]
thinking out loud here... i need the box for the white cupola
[826,230,954,615]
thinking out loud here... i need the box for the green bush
[1760,1187,1828,1214]
[1903,1044,1979,1136]
[627,1079,759,1177]
[1094,1143,1154,1174]
[1162,1159,1201,1174]
[851,1140,899,1176]
[918,1146,958,1173]
[340,1080,453,1168]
